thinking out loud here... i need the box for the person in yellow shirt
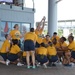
[22,51,32,65]
[52,38,60,49]
[68,36,75,63]
[52,38,62,62]
[24,28,37,69]
[6,39,23,66]
[43,35,51,47]
[10,24,22,48]
[51,32,60,41]
[0,34,11,64]
[36,43,48,68]
[47,42,58,66]
[35,16,46,47]
[22,51,27,64]
[59,37,71,66]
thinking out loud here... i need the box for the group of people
[0,16,75,69]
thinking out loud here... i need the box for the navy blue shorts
[36,55,48,64]
[0,53,7,61]
[8,54,18,62]
[71,51,75,59]
[24,40,35,51]
[48,55,58,62]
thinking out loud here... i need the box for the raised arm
[37,17,44,27]
[41,16,46,30]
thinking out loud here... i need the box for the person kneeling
[36,43,49,68]
[47,42,58,67]
[6,39,23,66]
[0,34,11,65]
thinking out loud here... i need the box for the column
[48,0,57,36]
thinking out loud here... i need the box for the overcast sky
[25,0,75,22]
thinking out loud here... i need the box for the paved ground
[0,63,75,75]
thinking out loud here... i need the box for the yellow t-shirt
[60,42,68,52]
[43,38,51,45]
[23,51,26,57]
[10,30,21,40]
[23,51,32,57]
[35,29,43,44]
[35,29,43,35]
[68,41,75,51]
[53,42,60,48]
[36,47,47,55]
[24,32,37,42]
[0,40,10,53]
[10,45,20,54]
[47,46,57,56]
[51,36,60,41]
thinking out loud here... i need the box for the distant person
[51,32,60,41]
[24,28,37,69]
[35,16,46,47]
[10,24,22,48]
[0,34,11,64]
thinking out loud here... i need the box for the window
[21,23,31,34]
[0,21,31,40]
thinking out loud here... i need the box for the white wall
[0,4,35,27]
[0,4,35,41]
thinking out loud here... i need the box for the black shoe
[52,63,56,67]
[47,62,52,67]
[63,64,72,67]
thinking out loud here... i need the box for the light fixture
[2,2,6,5]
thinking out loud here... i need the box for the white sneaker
[70,63,74,67]
[58,62,62,65]
[43,64,47,68]
[17,62,24,66]
[6,60,10,66]
[36,63,41,67]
